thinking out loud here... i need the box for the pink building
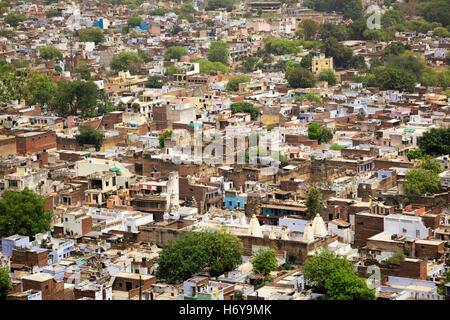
[251,19,271,32]
[391,107,411,119]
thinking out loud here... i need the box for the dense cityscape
[0,0,449,304]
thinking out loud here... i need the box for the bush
[226,75,251,91]
[75,125,105,151]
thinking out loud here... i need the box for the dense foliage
[110,51,144,74]
[230,102,259,120]
[207,41,229,65]
[0,188,53,238]
[251,248,278,280]
[226,75,252,92]
[0,267,11,300]
[156,230,243,283]
[75,125,105,151]
[306,188,321,219]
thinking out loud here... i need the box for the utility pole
[139,274,142,300]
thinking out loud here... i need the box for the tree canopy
[226,75,251,92]
[318,69,337,85]
[0,188,53,238]
[164,46,188,61]
[303,249,376,300]
[78,28,105,44]
[306,188,321,219]
[265,37,301,55]
[325,269,377,300]
[230,102,259,120]
[156,230,243,283]
[404,167,441,199]
[75,125,105,151]
[286,67,316,88]
[418,128,450,156]
[251,248,278,280]
[110,51,143,74]
[39,46,63,61]
[145,76,164,88]
[207,41,229,65]
[50,80,99,117]
[0,267,11,300]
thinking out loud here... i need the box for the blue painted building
[1,235,30,257]
[224,190,247,211]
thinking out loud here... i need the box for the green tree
[164,46,188,61]
[319,22,348,41]
[308,122,320,140]
[110,51,143,74]
[172,25,182,35]
[24,72,58,107]
[145,76,164,88]
[241,56,259,72]
[137,49,152,63]
[286,67,315,88]
[319,126,333,144]
[265,37,301,55]
[418,128,450,156]
[433,27,450,38]
[45,9,59,18]
[75,125,105,151]
[74,62,91,80]
[159,130,173,148]
[207,41,229,65]
[50,80,99,117]
[198,229,243,277]
[438,271,450,295]
[206,0,235,11]
[303,250,356,293]
[127,15,142,28]
[0,188,53,238]
[320,37,353,69]
[156,232,209,284]
[385,252,406,265]
[156,230,243,283]
[306,187,321,219]
[94,90,115,117]
[419,156,443,175]
[226,75,252,92]
[39,46,63,61]
[5,13,27,27]
[194,60,229,74]
[0,267,11,300]
[318,69,337,85]
[79,28,105,44]
[301,19,320,41]
[371,67,416,90]
[407,148,423,161]
[251,248,278,280]
[325,270,377,300]
[404,167,441,199]
[387,52,425,79]
[166,64,181,76]
[300,53,313,69]
[231,102,259,120]
[383,42,411,57]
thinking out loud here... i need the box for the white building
[384,214,429,239]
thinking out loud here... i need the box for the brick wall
[12,248,48,268]
[16,131,56,155]
[354,214,384,247]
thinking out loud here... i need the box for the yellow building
[104,71,147,95]
[312,53,333,75]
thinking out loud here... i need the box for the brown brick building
[21,273,64,300]
[16,131,56,155]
